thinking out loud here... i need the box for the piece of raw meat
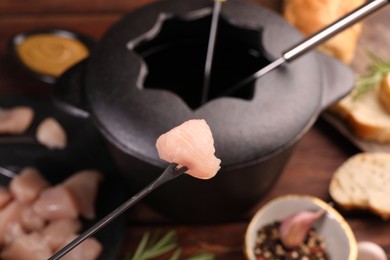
[0,202,25,247]
[62,170,103,220]
[9,167,50,204]
[57,234,102,260]
[0,232,52,260]
[156,119,221,179]
[36,117,67,149]
[32,185,79,221]
[40,219,82,251]
[0,186,11,209]
[0,106,34,134]
[19,204,45,232]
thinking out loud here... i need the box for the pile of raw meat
[0,167,103,260]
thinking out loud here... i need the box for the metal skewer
[201,0,225,105]
[48,163,187,260]
[0,166,16,179]
[220,0,390,97]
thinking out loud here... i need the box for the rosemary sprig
[126,231,178,260]
[187,252,215,260]
[353,51,390,99]
[125,230,215,260]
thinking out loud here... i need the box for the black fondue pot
[54,0,354,222]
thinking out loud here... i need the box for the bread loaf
[283,0,364,64]
[329,153,390,220]
[330,73,390,143]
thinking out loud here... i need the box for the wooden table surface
[1,0,389,259]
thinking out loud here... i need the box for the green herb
[187,252,215,260]
[169,248,182,260]
[353,51,390,99]
[125,230,215,260]
[126,231,178,260]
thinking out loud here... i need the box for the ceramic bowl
[8,29,94,84]
[244,195,357,260]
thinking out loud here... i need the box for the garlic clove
[279,208,326,248]
[358,241,387,260]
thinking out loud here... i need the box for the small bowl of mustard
[8,29,94,84]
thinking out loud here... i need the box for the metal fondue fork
[201,0,225,105]
[49,163,187,260]
[220,0,390,97]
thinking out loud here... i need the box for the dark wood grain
[0,1,389,259]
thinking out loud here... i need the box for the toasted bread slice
[329,153,390,220]
[330,75,390,143]
[379,73,390,114]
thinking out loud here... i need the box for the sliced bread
[379,73,390,114]
[329,152,390,220]
[330,74,390,143]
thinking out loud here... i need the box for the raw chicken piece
[32,185,79,221]
[0,202,25,247]
[9,167,50,204]
[0,186,11,209]
[156,119,221,179]
[0,106,34,134]
[0,232,52,260]
[63,170,103,220]
[58,234,103,260]
[36,117,67,149]
[40,219,82,251]
[20,204,45,232]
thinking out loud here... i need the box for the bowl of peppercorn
[244,195,358,260]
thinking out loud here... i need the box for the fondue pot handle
[317,53,355,110]
[53,59,90,118]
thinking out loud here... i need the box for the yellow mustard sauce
[16,34,89,77]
